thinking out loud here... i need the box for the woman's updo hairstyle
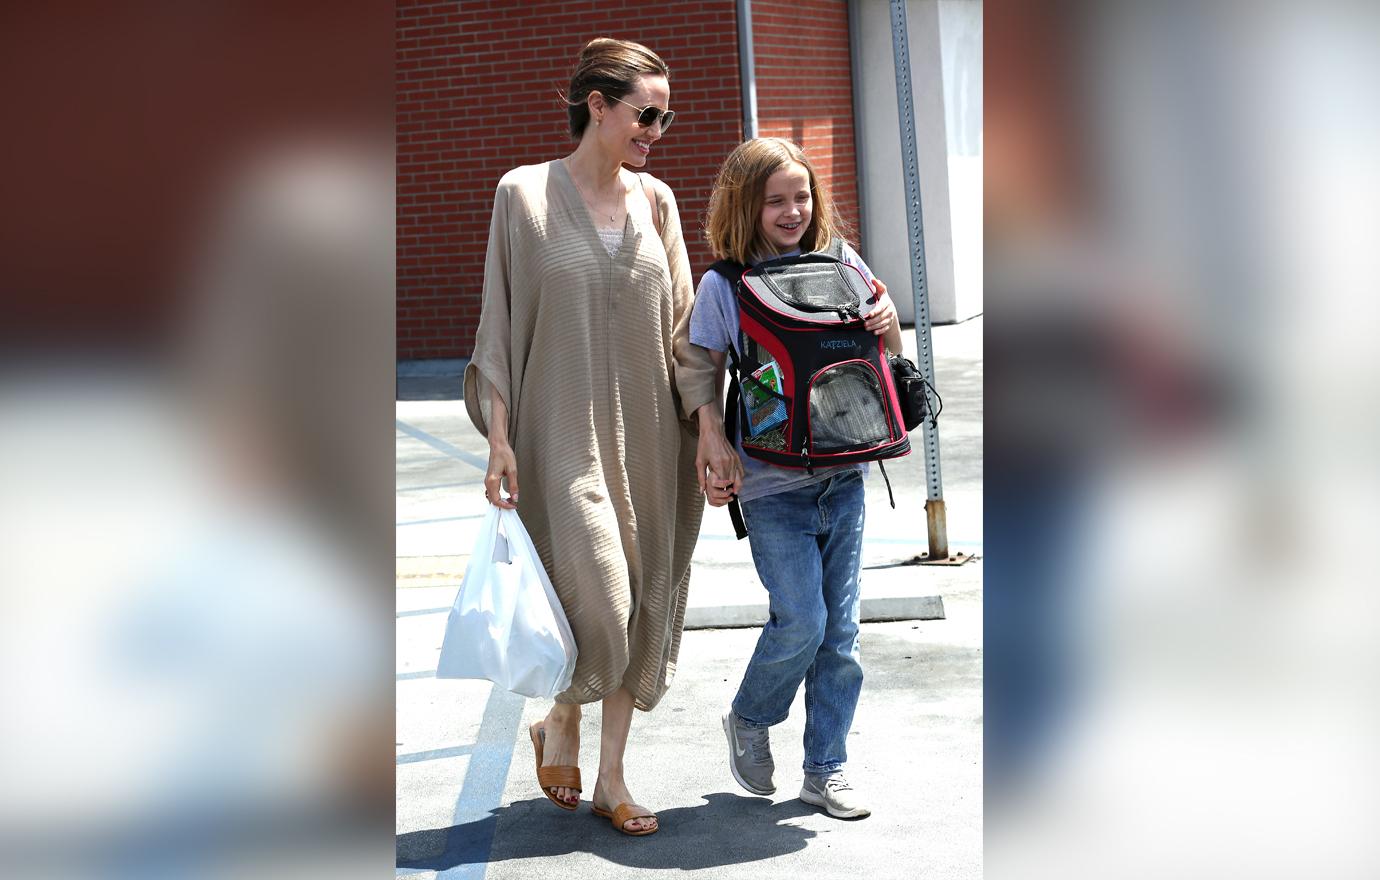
[562,38,670,139]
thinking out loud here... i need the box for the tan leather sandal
[591,801,659,836]
[529,721,581,811]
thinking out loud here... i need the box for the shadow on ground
[397,792,819,871]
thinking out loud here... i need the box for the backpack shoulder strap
[819,237,847,260]
[638,172,661,237]
[707,259,748,282]
[722,376,749,541]
[727,494,748,540]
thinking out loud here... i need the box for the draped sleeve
[463,176,515,438]
[651,177,716,422]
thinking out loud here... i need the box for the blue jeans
[731,469,866,775]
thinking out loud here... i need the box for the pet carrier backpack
[707,244,911,538]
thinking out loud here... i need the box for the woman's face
[758,160,813,254]
[594,74,670,167]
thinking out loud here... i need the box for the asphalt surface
[396,316,982,879]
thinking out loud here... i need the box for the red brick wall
[3,4,389,350]
[751,0,861,246]
[397,0,744,359]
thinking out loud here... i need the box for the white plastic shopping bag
[436,506,577,698]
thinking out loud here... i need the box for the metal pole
[847,0,870,252]
[736,0,759,139]
[889,0,949,560]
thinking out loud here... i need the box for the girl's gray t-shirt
[689,244,876,504]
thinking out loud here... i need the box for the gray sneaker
[722,710,776,795]
[800,773,871,819]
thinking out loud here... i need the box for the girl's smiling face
[759,160,813,254]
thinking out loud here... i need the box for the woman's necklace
[566,160,625,224]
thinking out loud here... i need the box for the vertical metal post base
[918,499,971,565]
[927,498,948,559]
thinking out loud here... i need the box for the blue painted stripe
[870,536,981,547]
[439,685,524,879]
[396,683,525,878]
[397,670,435,681]
[863,536,982,547]
[397,606,450,619]
[395,419,489,471]
[397,744,475,765]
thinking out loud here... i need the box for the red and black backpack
[708,245,911,537]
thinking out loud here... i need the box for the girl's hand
[865,278,897,337]
[483,442,519,509]
[696,426,742,504]
[704,467,740,507]
[704,465,741,508]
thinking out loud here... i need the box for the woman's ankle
[546,703,581,727]
[595,766,627,788]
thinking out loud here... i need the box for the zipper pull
[800,445,814,475]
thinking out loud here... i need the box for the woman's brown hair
[705,137,847,265]
[563,38,670,139]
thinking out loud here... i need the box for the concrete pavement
[396,316,982,878]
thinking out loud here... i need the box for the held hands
[704,471,738,507]
[865,278,897,336]
[695,424,743,508]
[483,442,519,509]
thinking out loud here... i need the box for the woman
[464,38,740,836]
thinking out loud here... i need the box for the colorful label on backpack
[743,360,787,436]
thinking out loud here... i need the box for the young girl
[689,138,902,819]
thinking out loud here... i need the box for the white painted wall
[852,0,982,324]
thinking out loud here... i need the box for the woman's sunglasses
[608,94,675,132]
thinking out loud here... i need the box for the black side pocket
[889,354,927,431]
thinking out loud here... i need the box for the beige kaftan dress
[464,160,715,710]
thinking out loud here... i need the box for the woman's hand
[483,441,519,509]
[695,416,743,506]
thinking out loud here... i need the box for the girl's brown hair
[562,38,670,139]
[705,137,847,265]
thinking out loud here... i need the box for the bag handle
[491,507,516,564]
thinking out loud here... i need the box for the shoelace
[822,775,853,793]
[744,727,771,764]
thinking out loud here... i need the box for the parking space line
[397,744,476,765]
[398,481,482,493]
[396,419,489,471]
[397,514,486,527]
[397,607,449,619]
